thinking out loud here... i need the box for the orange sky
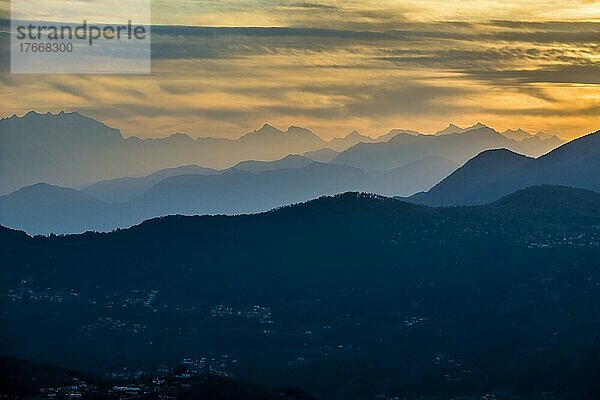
[0,0,598,139]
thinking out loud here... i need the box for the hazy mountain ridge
[0,111,564,195]
[0,126,594,235]
[376,128,421,142]
[435,123,561,143]
[0,151,462,235]
[332,126,560,171]
[129,161,377,217]
[303,148,339,162]
[80,156,314,203]
[501,128,559,142]
[369,156,459,197]
[328,130,377,151]
[0,184,118,234]
[0,162,378,234]
[3,185,599,240]
[434,122,488,135]
[1,113,330,195]
[410,129,600,206]
[230,154,314,174]
[408,149,535,206]
[81,165,219,203]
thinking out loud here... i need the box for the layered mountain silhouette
[501,128,557,142]
[435,122,488,135]
[82,165,218,203]
[235,124,327,158]
[369,156,458,197]
[129,162,376,217]
[4,104,600,400]
[230,154,314,174]
[0,183,116,234]
[408,149,535,206]
[328,130,378,151]
[501,128,534,141]
[0,111,589,234]
[410,129,600,206]
[332,126,562,171]
[325,129,422,152]
[0,162,375,234]
[1,111,125,195]
[81,156,314,203]
[4,185,600,298]
[0,112,564,195]
[0,155,461,235]
[0,113,331,195]
[435,123,561,144]
[303,148,339,162]
[376,128,421,141]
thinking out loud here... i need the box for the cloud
[284,2,341,10]
[1,3,599,139]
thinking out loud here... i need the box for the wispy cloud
[0,1,599,139]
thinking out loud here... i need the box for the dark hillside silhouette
[1,186,600,399]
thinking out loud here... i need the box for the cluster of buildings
[39,378,98,399]
[211,304,272,324]
[403,316,427,327]
[37,357,237,400]
[99,289,160,311]
[3,281,164,314]
[80,317,147,335]
[523,230,600,249]
[4,279,81,305]
[180,355,236,377]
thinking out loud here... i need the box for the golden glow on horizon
[150,0,600,27]
[0,0,599,139]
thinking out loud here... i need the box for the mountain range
[501,128,555,141]
[0,156,460,234]
[332,126,563,171]
[409,129,600,206]
[82,165,219,203]
[0,111,564,195]
[434,122,488,135]
[1,111,592,234]
[303,148,339,162]
[0,113,329,194]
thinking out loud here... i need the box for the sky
[0,0,599,139]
